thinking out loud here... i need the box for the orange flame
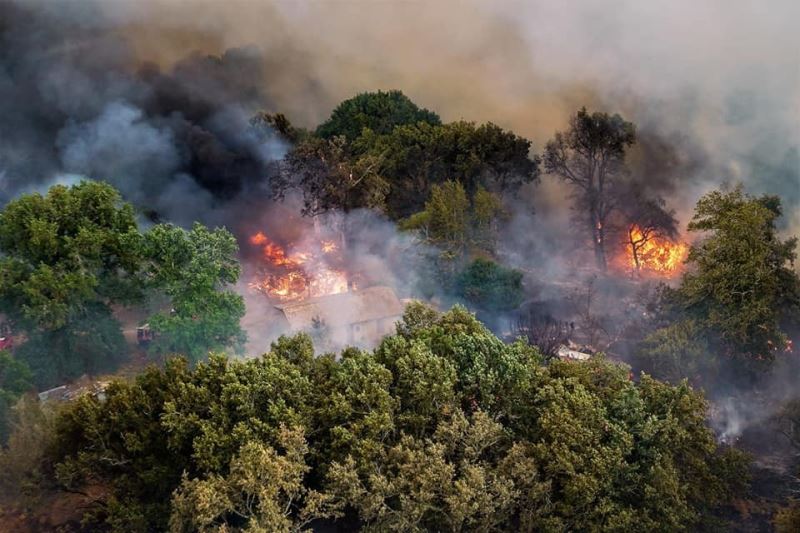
[248,232,349,301]
[625,225,689,276]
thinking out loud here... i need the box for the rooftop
[275,286,405,330]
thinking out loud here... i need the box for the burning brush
[622,224,689,276]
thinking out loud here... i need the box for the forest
[1,1,799,532]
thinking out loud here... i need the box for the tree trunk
[591,211,607,271]
[628,229,641,276]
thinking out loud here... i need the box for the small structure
[0,318,13,351]
[137,324,155,346]
[556,343,593,361]
[275,286,405,348]
[38,378,110,403]
[0,336,13,351]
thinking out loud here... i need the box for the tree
[0,350,32,442]
[677,186,800,373]
[544,107,636,270]
[277,135,389,217]
[619,190,679,274]
[36,305,747,531]
[401,181,505,255]
[361,120,538,218]
[0,181,143,386]
[0,180,142,329]
[456,258,524,313]
[315,90,440,141]
[401,180,470,251]
[170,427,341,533]
[142,223,246,363]
[636,320,716,385]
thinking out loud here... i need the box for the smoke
[1,1,798,354]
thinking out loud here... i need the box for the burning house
[274,286,405,348]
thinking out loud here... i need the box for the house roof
[275,286,405,330]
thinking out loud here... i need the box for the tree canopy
[360,120,538,218]
[315,90,441,141]
[41,304,747,532]
[638,186,800,385]
[273,93,538,221]
[0,181,142,331]
[0,181,246,387]
[680,187,799,361]
[142,223,246,363]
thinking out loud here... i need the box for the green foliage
[0,395,59,500]
[277,93,536,221]
[0,350,33,441]
[39,304,746,531]
[360,120,538,218]
[142,223,246,363]
[16,303,128,388]
[279,135,389,216]
[0,181,142,330]
[0,181,142,386]
[315,90,440,141]
[456,258,524,312]
[677,186,800,372]
[170,427,342,533]
[0,181,247,388]
[637,320,716,385]
[402,181,505,254]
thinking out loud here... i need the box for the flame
[248,232,349,301]
[624,225,689,276]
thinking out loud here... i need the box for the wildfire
[624,225,689,276]
[248,232,349,301]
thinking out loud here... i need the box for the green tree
[636,320,716,385]
[315,90,440,141]
[39,305,747,532]
[0,181,143,386]
[0,350,33,442]
[677,186,800,374]
[456,258,524,313]
[544,107,636,271]
[142,223,246,363]
[401,181,470,251]
[361,120,538,218]
[401,181,505,256]
[277,135,389,216]
[170,427,341,533]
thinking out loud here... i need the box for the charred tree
[544,108,635,271]
[514,308,573,359]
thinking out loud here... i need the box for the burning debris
[247,231,350,301]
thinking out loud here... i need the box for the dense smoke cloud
[0,0,291,227]
[2,0,798,228]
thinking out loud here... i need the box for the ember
[248,232,349,301]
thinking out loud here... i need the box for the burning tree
[544,108,636,271]
[619,192,685,275]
